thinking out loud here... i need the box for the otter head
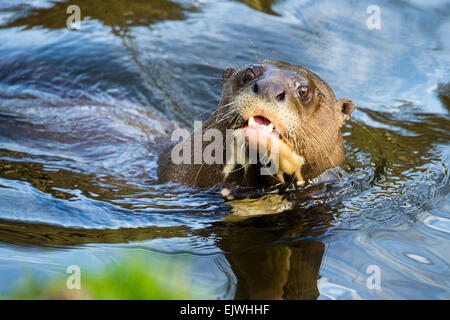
[216,60,354,186]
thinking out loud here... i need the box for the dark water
[0,0,449,299]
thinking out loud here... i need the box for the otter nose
[252,79,286,102]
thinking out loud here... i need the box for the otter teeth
[249,116,256,127]
[266,123,274,132]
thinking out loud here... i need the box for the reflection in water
[227,240,324,299]
[212,206,331,299]
[345,108,450,177]
[0,204,331,299]
[437,83,450,112]
[0,0,448,299]
[0,219,190,247]
[235,0,281,15]
[2,0,197,36]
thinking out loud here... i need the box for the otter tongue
[249,116,274,132]
[254,116,271,126]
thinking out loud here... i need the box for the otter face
[218,60,354,184]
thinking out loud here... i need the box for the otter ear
[222,68,236,82]
[335,98,354,125]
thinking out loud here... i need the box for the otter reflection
[0,201,331,300]
[208,205,332,299]
[225,238,324,299]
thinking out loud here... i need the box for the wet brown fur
[158,60,354,189]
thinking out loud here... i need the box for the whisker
[348,118,377,141]
[249,38,262,63]
[190,101,236,122]
[197,76,223,80]
[188,53,225,71]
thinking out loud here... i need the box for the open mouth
[244,116,281,139]
[232,114,304,183]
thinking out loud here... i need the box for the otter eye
[242,68,256,83]
[297,85,312,101]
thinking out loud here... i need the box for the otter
[158,60,354,189]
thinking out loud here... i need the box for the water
[0,0,449,299]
